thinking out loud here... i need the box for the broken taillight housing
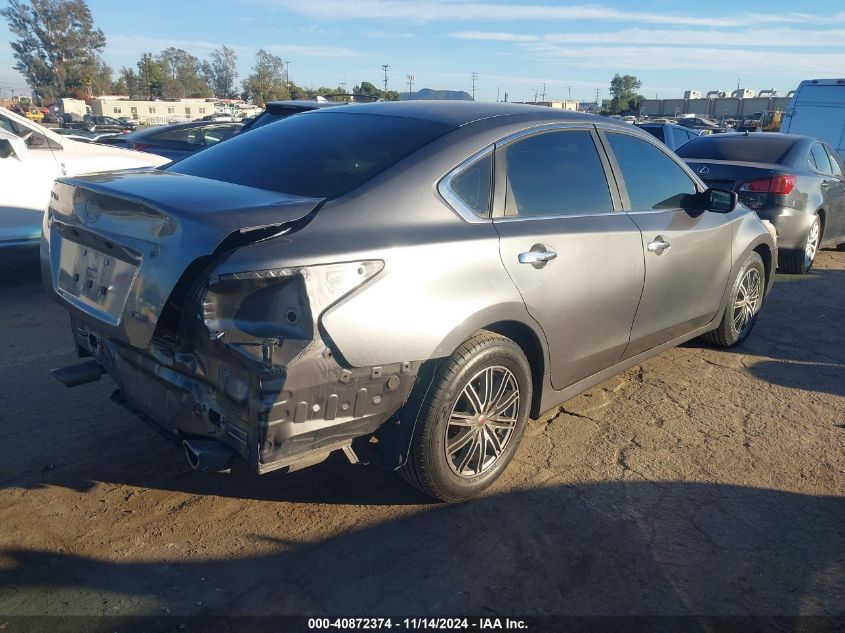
[200,261,384,361]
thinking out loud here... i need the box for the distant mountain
[400,88,473,101]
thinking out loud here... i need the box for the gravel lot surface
[0,248,843,620]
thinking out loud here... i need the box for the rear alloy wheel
[399,331,531,502]
[702,251,765,348]
[779,213,820,274]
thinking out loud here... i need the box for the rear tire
[779,213,820,274]
[399,331,532,502]
[702,252,765,348]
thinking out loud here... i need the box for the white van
[781,79,845,158]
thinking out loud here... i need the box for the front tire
[702,251,765,348]
[779,213,820,274]
[399,331,532,502]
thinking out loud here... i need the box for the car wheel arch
[478,320,546,418]
[752,243,774,292]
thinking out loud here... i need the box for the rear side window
[169,112,453,199]
[810,143,833,174]
[676,136,795,163]
[153,128,192,143]
[606,132,697,211]
[502,129,613,217]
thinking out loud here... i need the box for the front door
[493,127,645,391]
[599,130,734,358]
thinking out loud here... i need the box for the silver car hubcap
[445,366,520,478]
[733,267,762,336]
[804,218,819,268]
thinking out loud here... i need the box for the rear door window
[501,129,613,217]
[606,132,698,211]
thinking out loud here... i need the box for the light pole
[382,64,389,96]
[471,72,478,101]
[407,73,414,101]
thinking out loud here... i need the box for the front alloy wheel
[702,251,766,348]
[731,266,763,339]
[779,213,821,274]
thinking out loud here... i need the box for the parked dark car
[62,115,135,134]
[43,102,775,501]
[240,94,381,133]
[637,123,700,150]
[676,117,733,134]
[677,132,845,273]
[100,121,241,161]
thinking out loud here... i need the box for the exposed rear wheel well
[753,244,772,293]
[481,321,545,418]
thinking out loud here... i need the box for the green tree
[202,45,238,98]
[158,47,210,98]
[1,0,107,101]
[242,49,288,105]
[609,74,643,115]
[351,80,400,101]
[136,52,165,99]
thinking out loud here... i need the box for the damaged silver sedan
[42,102,776,501]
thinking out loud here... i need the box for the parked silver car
[43,102,776,501]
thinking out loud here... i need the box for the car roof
[305,100,600,128]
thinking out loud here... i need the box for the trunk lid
[45,169,323,349]
[683,159,779,191]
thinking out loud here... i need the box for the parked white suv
[0,107,169,248]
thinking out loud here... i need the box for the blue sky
[2,0,845,102]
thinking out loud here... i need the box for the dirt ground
[0,249,843,621]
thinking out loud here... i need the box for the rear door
[600,129,735,358]
[493,126,645,390]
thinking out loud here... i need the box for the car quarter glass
[442,150,493,219]
[605,132,698,211]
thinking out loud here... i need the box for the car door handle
[821,181,830,189]
[518,247,558,266]
[647,236,671,255]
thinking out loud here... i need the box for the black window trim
[595,125,704,214]
[491,123,623,221]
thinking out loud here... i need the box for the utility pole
[568,85,572,101]
[496,86,500,102]
[407,73,414,101]
[286,61,291,85]
[382,64,390,96]
[596,88,600,110]
[503,91,508,103]
[541,82,546,102]
[533,88,538,103]
[471,72,478,101]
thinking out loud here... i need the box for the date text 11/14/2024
[307,618,529,630]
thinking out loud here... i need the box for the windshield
[676,136,797,163]
[168,111,454,199]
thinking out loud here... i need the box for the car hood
[44,169,324,349]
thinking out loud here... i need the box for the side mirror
[705,188,738,213]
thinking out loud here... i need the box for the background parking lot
[0,250,843,618]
